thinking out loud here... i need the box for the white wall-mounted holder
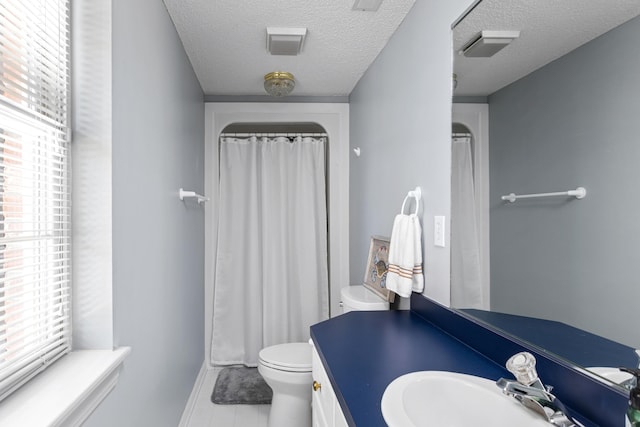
[501,187,586,203]
[401,186,422,215]
[408,186,422,201]
[179,188,209,204]
[353,147,361,157]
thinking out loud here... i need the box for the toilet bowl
[258,285,389,426]
[258,342,312,427]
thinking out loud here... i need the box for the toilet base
[258,362,312,427]
[268,393,311,427]
[258,342,313,427]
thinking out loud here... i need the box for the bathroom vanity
[310,294,627,427]
[311,346,348,427]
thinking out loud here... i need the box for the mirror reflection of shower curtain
[211,136,329,367]
[451,135,483,308]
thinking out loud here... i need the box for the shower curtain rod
[220,132,328,138]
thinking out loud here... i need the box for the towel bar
[501,187,586,203]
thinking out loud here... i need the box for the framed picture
[363,236,395,303]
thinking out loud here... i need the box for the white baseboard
[178,362,208,427]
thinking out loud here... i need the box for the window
[0,0,71,401]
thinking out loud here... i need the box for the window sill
[0,347,131,427]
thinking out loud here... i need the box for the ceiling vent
[352,0,383,11]
[266,27,307,56]
[461,30,520,57]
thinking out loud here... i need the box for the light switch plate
[434,216,445,247]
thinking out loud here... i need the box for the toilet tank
[340,285,390,314]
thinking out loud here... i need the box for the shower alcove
[203,102,349,368]
[452,103,490,310]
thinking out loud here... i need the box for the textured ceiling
[454,0,640,96]
[162,0,416,97]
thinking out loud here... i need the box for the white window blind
[0,0,71,401]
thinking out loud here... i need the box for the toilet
[258,342,312,427]
[258,285,389,427]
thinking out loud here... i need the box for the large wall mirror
[451,0,640,390]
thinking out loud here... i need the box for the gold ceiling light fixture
[264,71,295,97]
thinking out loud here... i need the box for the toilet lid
[259,342,311,372]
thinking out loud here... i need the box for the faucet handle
[506,352,539,386]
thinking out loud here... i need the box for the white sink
[381,371,550,427]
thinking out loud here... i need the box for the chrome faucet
[496,352,581,427]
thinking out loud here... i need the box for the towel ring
[401,187,421,215]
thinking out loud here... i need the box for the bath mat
[211,367,273,405]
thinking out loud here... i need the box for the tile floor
[185,367,270,427]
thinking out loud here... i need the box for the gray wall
[489,16,640,348]
[349,0,475,306]
[84,0,205,425]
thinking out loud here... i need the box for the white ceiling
[453,0,640,97]
[162,0,416,97]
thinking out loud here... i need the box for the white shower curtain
[451,134,483,309]
[211,136,329,367]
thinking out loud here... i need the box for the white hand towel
[386,214,424,298]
